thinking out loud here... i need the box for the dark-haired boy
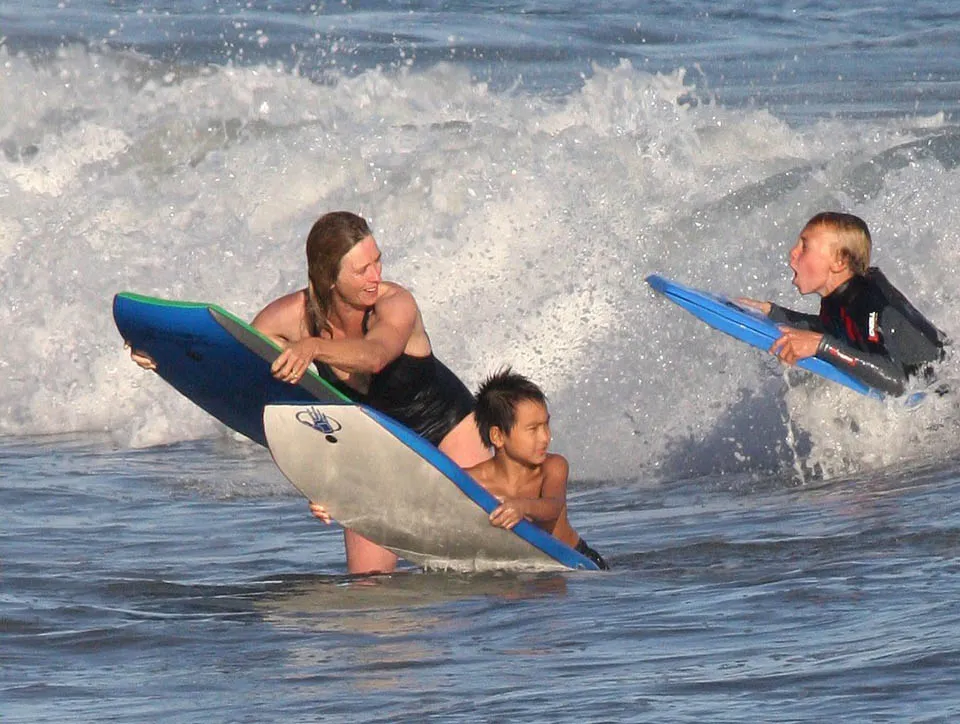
[465,368,608,570]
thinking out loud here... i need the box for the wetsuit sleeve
[767,304,824,332]
[814,335,906,396]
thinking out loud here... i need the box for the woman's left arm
[271,286,419,383]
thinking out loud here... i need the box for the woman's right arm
[250,290,305,345]
[270,285,418,384]
[126,290,305,370]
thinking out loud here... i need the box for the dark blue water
[4,1,960,118]
[4,1,960,721]
[6,436,960,721]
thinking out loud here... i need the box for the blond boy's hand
[771,327,823,364]
[734,297,772,316]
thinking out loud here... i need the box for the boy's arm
[736,297,824,331]
[817,274,946,396]
[536,455,570,517]
[814,300,946,396]
[771,324,907,395]
[767,303,824,332]
[814,334,905,394]
[488,456,569,530]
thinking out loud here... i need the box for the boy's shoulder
[465,456,496,479]
[542,453,569,478]
[829,269,885,307]
[862,267,906,297]
[856,268,915,313]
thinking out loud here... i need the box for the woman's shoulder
[267,288,308,308]
[378,280,414,298]
[375,281,419,310]
[251,288,308,337]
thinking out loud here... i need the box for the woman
[251,211,490,573]
[131,211,489,575]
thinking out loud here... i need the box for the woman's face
[334,235,382,307]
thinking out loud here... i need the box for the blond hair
[804,211,872,275]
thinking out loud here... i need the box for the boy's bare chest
[485,472,544,500]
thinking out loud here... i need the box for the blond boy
[739,212,945,395]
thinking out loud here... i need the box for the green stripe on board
[117,291,353,404]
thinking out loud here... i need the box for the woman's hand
[126,343,157,370]
[272,338,320,384]
[308,501,332,524]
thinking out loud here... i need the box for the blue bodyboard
[112,293,350,446]
[646,275,881,398]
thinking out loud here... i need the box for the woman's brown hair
[304,211,372,335]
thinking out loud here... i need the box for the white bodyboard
[263,403,598,572]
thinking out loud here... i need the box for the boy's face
[788,223,843,296]
[495,399,551,466]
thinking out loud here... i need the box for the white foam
[3,47,959,481]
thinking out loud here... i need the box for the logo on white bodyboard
[296,407,342,443]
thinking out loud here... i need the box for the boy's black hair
[473,367,547,447]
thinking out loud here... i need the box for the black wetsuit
[575,538,609,570]
[315,308,474,446]
[767,268,946,396]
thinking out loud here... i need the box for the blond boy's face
[788,224,844,296]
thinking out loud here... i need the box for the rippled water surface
[4,1,960,720]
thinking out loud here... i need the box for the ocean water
[3,1,960,721]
